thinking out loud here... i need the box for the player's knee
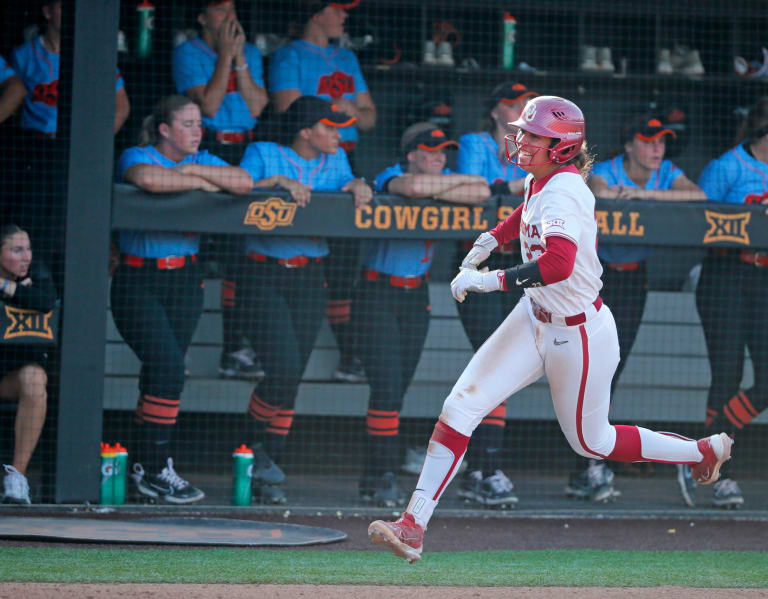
[566,428,614,459]
[440,395,478,437]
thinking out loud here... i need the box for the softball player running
[358,122,489,507]
[453,82,537,508]
[684,96,768,509]
[113,95,252,504]
[569,114,706,502]
[237,96,371,504]
[368,96,733,563]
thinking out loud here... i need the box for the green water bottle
[135,1,155,59]
[113,443,128,506]
[99,443,115,505]
[232,444,254,506]
[502,13,516,69]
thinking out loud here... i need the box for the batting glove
[450,267,505,303]
[460,232,498,270]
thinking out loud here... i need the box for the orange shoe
[691,433,732,485]
[368,512,424,563]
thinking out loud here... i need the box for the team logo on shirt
[2,305,55,341]
[317,71,355,98]
[703,211,751,245]
[32,80,59,107]
[545,218,566,230]
[244,197,297,230]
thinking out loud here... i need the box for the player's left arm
[176,163,253,195]
[114,86,130,134]
[235,43,268,119]
[333,92,376,131]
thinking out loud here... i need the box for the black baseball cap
[401,124,458,154]
[485,82,538,111]
[296,0,360,23]
[622,116,676,143]
[285,96,356,133]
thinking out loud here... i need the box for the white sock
[638,428,703,462]
[407,439,465,529]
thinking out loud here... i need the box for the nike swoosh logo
[554,339,568,345]
[516,277,528,285]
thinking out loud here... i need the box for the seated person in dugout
[0,224,57,504]
[113,95,252,505]
[453,82,538,508]
[237,95,371,505]
[356,122,489,507]
[572,114,705,503]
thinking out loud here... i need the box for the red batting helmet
[505,96,585,165]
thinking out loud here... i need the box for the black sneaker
[676,464,697,507]
[457,470,518,507]
[711,478,744,509]
[251,444,285,485]
[131,458,205,504]
[219,348,265,381]
[333,356,366,383]
[367,472,406,508]
[565,463,616,502]
[253,484,287,505]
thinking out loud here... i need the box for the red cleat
[368,512,424,563]
[691,433,733,485]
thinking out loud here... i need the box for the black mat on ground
[0,517,347,546]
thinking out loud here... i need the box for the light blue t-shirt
[12,37,124,134]
[240,141,355,259]
[0,54,15,85]
[116,145,228,258]
[173,37,264,132]
[699,143,768,205]
[362,163,450,277]
[591,155,682,264]
[268,41,368,144]
[457,131,527,186]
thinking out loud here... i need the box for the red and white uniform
[435,166,699,465]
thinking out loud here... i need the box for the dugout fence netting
[1,0,766,512]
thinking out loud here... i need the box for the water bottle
[113,443,128,506]
[99,443,115,505]
[135,1,155,59]
[232,444,254,506]
[502,13,516,70]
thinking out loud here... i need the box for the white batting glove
[460,232,498,270]
[450,268,505,303]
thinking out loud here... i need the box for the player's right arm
[173,42,230,119]
[0,74,26,125]
[124,164,217,193]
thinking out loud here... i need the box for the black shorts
[0,344,50,381]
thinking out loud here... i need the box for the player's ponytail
[565,141,595,181]
[735,96,768,146]
[138,95,197,146]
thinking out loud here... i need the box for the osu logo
[31,80,59,107]
[703,211,751,245]
[3,305,54,341]
[244,197,297,231]
[317,71,354,98]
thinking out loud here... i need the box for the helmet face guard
[504,131,555,167]
[504,95,585,166]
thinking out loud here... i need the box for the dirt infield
[2,511,768,552]
[1,585,767,598]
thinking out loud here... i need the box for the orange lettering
[355,205,372,229]
[393,205,420,229]
[374,205,391,229]
[422,206,439,230]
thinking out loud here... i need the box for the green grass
[0,548,766,587]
